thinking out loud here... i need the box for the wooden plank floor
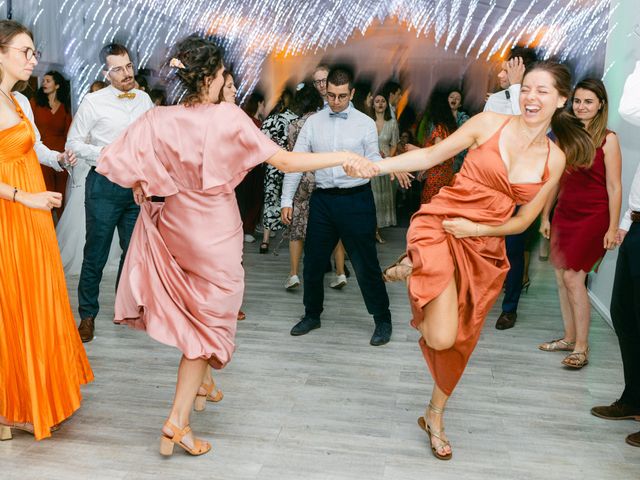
[2,227,638,479]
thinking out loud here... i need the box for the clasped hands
[342,153,413,189]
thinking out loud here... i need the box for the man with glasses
[312,64,329,103]
[283,67,409,346]
[66,43,153,343]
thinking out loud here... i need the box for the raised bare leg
[418,277,459,351]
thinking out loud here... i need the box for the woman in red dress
[418,90,457,204]
[30,71,72,219]
[540,79,622,368]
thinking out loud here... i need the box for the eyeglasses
[326,92,350,102]
[1,45,41,61]
[313,78,327,86]
[107,63,135,75]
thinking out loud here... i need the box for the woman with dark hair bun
[346,61,593,460]
[96,34,366,457]
[539,78,622,369]
[31,70,73,219]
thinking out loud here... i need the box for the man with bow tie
[281,67,410,346]
[66,43,153,343]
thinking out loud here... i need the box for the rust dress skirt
[0,96,93,440]
[407,119,550,395]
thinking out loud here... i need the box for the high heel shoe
[521,279,531,293]
[417,401,452,461]
[382,253,412,283]
[194,382,224,412]
[159,420,211,456]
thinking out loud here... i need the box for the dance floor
[2,227,638,479]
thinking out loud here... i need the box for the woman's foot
[259,242,269,254]
[382,254,412,282]
[375,230,386,244]
[538,338,575,352]
[419,402,452,460]
[160,420,211,456]
[194,382,223,411]
[562,346,590,369]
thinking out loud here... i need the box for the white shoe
[244,234,256,243]
[329,274,347,289]
[285,275,300,290]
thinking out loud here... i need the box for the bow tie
[117,92,136,99]
[329,111,348,119]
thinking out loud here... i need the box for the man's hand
[343,154,380,178]
[132,183,147,205]
[506,57,525,86]
[615,228,628,246]
[57,150,77,167]
[391,171,414,189]
[281,207,293,225]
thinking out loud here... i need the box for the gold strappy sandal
[562,347,590,369]
[194,381,224,412]
[538,338,575,352]
[417,401,452,461]
[382,253,413,283]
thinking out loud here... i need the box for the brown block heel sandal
[159,421,211,457]
[194,381,224,412]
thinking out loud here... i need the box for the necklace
[518,119,547,147]
[0,87,14,105]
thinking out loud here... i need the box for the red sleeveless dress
[550,132,612,272]
[407,119,550,395]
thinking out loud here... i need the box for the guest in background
[30,70,72,220]
[281,83,324,290]
[149,88,166,106]
[259,95,298,253]
[591,60,640,448]
[418,89,457,204]
[89,80,107,92]
[382,80,402,120]
[268,86,294,116]
[447,88,470,172]
[218,70,236,103]
[371,92,399,241]
[235,90,267,243]
[134,73,148,92]
[312,64,329,104]
[539,79,622,369]
[352,80,373,117]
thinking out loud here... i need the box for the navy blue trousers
[78,168,139,319]
[501,231,526,313]
[611,223,640,407]
[303,185,391,325]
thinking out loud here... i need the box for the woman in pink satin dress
[96,36,363,457]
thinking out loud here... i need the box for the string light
[16,0,610,105]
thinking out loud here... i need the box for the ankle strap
[428,401,445,415]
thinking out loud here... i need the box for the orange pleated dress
[407,119,549,396]
[0,96,93,440]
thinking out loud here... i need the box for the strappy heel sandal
[417,401,452,461]
[538,338,575,352]
[562,346,589,369]
[159,420,211,456]
[194,382,224,412]
[382,253,412,283]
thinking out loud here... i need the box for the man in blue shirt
[281,67,399,346]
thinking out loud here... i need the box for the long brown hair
[524,61,595,169]
[0,20,33,89]
[573,78,609,153]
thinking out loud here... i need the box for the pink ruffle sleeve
[96,110,179,198]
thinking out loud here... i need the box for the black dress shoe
[591,399,640,420]
[370,323,392,346]
[290,316,321,336]
[495,311,517,330]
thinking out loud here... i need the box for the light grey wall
[589,0,640,324]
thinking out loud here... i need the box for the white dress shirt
[280,103,382,208]
[66,85,153,167]
[618,61,640,231]
[13,91,63,172]
[484,84,521,115]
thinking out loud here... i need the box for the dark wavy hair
[427,89,457,135]
[35,71,71,110]
[289,83,323,116]
[524,61,594,169]
[372,92,392,121]
[170,35,225,106]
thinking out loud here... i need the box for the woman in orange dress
[346,62,594,460]
[0,20,93,441]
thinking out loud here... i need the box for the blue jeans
[78,168,139,319]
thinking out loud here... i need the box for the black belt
[315,183,370,196]
[631,211,640,223]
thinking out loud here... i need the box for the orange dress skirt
[0,98,93,440]
[407,119,549,395]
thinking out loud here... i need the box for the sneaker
[329,274,347,289]
[244,234,256,243]
[285,275,300,290]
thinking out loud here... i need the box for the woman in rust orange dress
[0,20,93,441]
[30,70,72,219]
[346,62,593,460]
